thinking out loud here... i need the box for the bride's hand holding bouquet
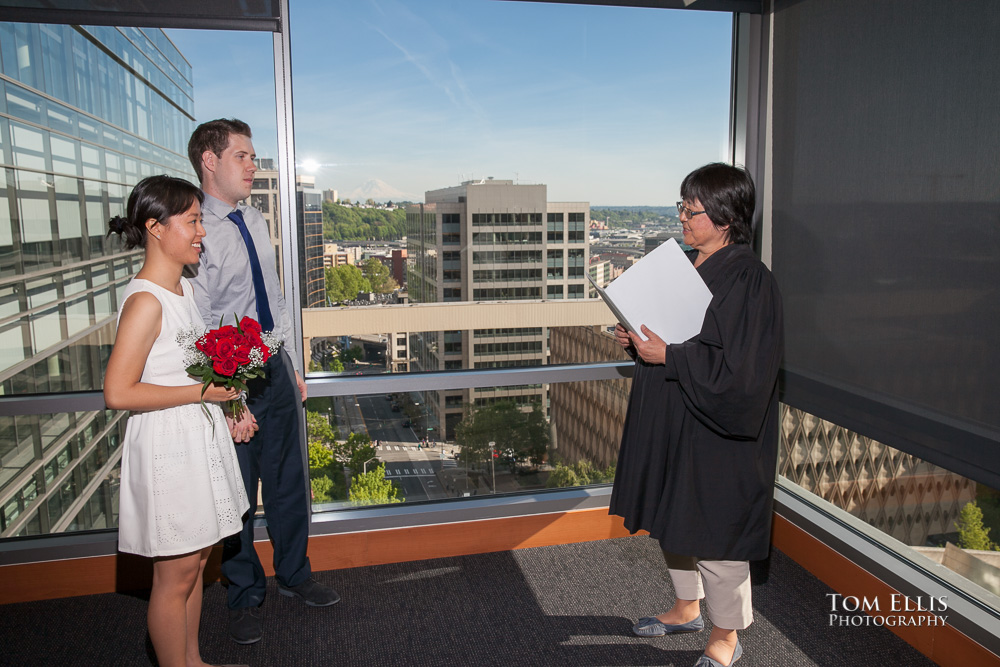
[178,315,281,422]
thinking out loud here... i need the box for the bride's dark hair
[108,175,204,250]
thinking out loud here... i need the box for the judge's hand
[227,408,259,443]
[613,324,633,349]
[628,325,667,365]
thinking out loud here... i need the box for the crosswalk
[376,444,426,452]
[384,466,436,478]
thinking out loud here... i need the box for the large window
[0,0,736,529]
[292,0,732,508]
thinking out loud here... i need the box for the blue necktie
[227,209,274,332]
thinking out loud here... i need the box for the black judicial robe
[609,243,783,562]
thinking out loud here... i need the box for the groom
[186,118,339,645]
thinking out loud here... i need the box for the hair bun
[108,215,127,235]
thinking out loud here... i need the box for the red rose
[259,345,271,364]
[213,357,239,376]
[232,347,251,365]
[231,333,248,350]
[195,336,216,356]
[215,338,236,359]
[240,316,262,335]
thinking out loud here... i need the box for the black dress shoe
[276,577,341,607]
[228,606,263,644]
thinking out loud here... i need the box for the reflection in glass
[0,409,125,537]
[0,20,200,540]
[779,405,1000,605]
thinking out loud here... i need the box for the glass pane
[779,405,1000,610]
[306,374,630,508]
[296,1,732,375]
[0,409,125,537]
[0,20,277,542]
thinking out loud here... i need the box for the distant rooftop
[461,178,514,185]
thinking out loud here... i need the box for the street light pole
[489,440,496,493]
[363,456,378,474]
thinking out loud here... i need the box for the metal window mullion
[271,0,313,517]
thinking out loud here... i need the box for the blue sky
[168,1,731,205]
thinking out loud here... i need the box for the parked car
[402,419,411,428]
[391,404,400,412]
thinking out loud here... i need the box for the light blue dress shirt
[186,192,301,373]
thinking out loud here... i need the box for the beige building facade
[405,180,590,439]
[548,326,632,468]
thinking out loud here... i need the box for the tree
[308,441,334,469]
[454,400,549,466]
[331,431,377,476]
[306,410,338,446]
[546,466,579,488]
[325,264,371,302]
[546,459,616,488]
[339,345,364,364]
[589,206,678,229]
[322,202,406,241]
[311,475,334,502]
[307,438,346,503]
[956,501,999,551]
[361,257,399,294]
[349,464,403,506]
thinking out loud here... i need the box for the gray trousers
[663,551,753,630]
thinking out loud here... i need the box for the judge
[610,163,783,667]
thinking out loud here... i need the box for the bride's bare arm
[104,292,238,410]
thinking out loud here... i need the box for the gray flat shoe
[632,614,705,636]
[693,639,743,666]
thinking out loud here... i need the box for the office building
[250,158,282,276]
[295,174,325,307]
[548,326,631,468]
[406,179,589,439]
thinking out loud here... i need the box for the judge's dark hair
[187,118,253,183]
[108,175,204,250]
[680,163,755,245]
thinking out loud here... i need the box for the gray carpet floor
[0,535,936,666]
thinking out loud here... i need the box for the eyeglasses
[676,201,706,219]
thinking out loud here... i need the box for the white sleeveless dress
[116,277,249,557]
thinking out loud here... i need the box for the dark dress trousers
[221,348,312,608]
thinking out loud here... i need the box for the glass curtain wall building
[0,23,194,536]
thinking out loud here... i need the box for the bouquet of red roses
[178,315,281,420]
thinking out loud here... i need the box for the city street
[350,393,456,502]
